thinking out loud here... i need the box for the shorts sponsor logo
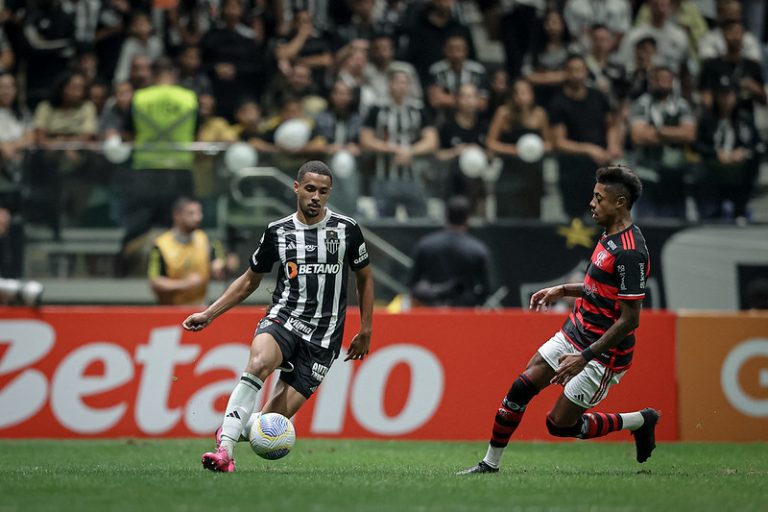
[311,362,330,383]
[259,318,273,329]
[287,317,315,336]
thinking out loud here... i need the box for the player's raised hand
[529,285,565,311]
[344,331,371,361]
[182,312,212,332]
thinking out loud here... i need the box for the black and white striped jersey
[249,209,370,351]
[427,59,489,97]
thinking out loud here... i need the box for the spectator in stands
[21,0,77,108]
[0,25,15,74]
[360,69,438,218]
[698,20,766,114]
[362,33,421,112]
[487,77,551,219]
[0,72,32,179]
[316,80,362,157]
[564,0,632,48]
[334,39,369,96]
[492,0,544,81]
[276,0,333,36]
[585,24,629,110]
[230,98,269,148]
[127,54,153,91]
[94,0,131,82]
[274,7,333,87]
[334,0,382,48]
[626,35,658,100]
[177,45,213,96]
[166,0,214,49]
[148,197,227,306]
[694,77,763,221]
[30,71,99,235]
[265,62,325,118]
[260,95,327,158]
[197,93,237,143]
[401,0,476,87]
[409,195,491,307]
[200,0,264,121]
[635,0,707,62]
[487,66,510,118]
[119,58,198,273]
[99,81,133,140]
[620,0,691,84]
[550,54,622,219]
[88,80,110,118]
[629,64,696,219]
[113,11,164,85]
[524,9,575,110]
[699,0,762,62]
[427,33,489,119]
[436,83,488,216]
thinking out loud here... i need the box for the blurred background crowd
[0,0,766,302]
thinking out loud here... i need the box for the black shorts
[255,317,338,399]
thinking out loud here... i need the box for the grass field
[1,439,766,512]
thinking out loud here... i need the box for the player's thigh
[548,393,588,426]
[246,332,285,379]
[261,380,308,418]
[278,341,336,400]
[523,352,556,389]
[554,362,624,420]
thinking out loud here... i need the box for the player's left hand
[344,331,371,361]
[551,354,587,385]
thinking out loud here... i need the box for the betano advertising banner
[0,308,677,441]
[677,312,768,441]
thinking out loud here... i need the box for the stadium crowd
[0,0,767,240]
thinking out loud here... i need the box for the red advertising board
[0,307,678,440]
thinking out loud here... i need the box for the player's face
[175,202,203,233]
[295,173,332,220]
[589,183,622,226]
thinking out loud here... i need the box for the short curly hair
[595,165,643,208]
[297,160,333,185]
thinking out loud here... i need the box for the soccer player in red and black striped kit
[460,165,659,474]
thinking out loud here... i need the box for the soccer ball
[248,413,296,460]
[516,133,545,163]
[458,146,487,178]
[275,119,311,150]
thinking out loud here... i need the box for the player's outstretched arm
[529,283,582,311]
[345,265,374,361]
[182,268,265,332]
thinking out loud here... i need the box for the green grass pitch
[1,439,766,512]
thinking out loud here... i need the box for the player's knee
[505,374,540,409]
[545,415,582,438]
[245,355,273,379]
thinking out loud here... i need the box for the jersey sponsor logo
[285,262,342,278]
[617,264,627,290]
[325,230,340,254]
[311,362,330,383]
[305,245,317,252]
[287,317,315,336]
[354,243,369,265]
[584,283,598,298]
[286,241,316,252]
[607,240,617,250]
[638,262,646,289]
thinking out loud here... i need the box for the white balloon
[103,135,131,164]
[224,142,258,171]
[275,119,311,150]
[331,150,356,179]
[517,133,544,163]
[458,146,487,178]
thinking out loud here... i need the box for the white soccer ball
[458,146,487,178]
[103,135,132,164]
[275,119,311,150]
[331,150,356,179]
[248,412,296,460]
[224,142,258,171]
[517,133,544,163]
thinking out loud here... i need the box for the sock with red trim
[483,374,539,468]
[578,412,624,439]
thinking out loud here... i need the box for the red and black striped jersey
[561,224,650,372]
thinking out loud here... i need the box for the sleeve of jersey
[147,246,166,279]
[347,224,370,271]
[615,250,647,300]
[249,229,279,273]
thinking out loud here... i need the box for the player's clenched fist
[183,312,212,331]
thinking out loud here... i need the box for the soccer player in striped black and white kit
[183,160,374,472]
[460,165,660,475]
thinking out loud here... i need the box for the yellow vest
[151,229,211,305]
[132,84,198,170]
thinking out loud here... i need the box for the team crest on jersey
[594,250,609,269]
[325,230,340,254]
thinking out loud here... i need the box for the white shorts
[538,331,625,409]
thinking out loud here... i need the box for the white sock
[220,373,263,457]
[241,412,262,441]
[620,411,644,431]
[482,445,505,469]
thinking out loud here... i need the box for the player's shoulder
[604,225,647,257]
[267,213,295,231]
[329,211,360,228]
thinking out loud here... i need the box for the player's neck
[296,208,327,226]
[604,214,633,236]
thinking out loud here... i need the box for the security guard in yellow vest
[148,197,225,305]
[120,58,199,273]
